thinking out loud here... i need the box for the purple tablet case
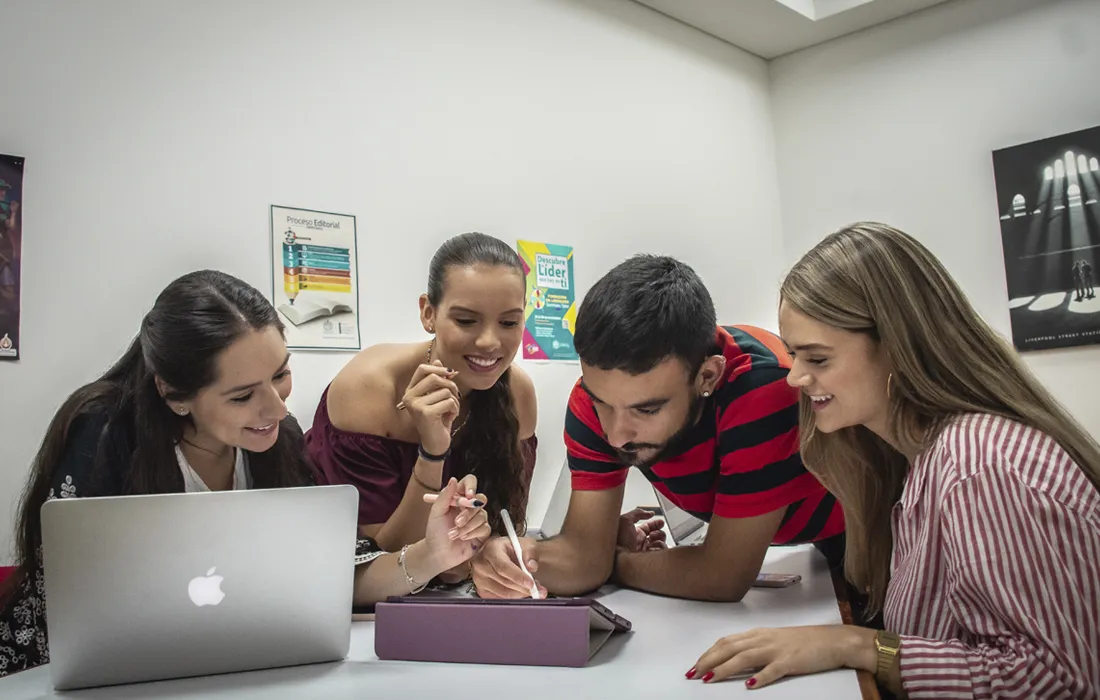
[374,597,631,667]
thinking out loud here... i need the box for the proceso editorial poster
[269,205,361,351]
[0,154,24,361]
[517,239,577,361]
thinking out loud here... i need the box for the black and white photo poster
[993,125,1100,351]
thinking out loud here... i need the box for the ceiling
[631,0,956,59]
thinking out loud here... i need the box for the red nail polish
[747,677,757,688]
[685,667,696,679]
[702,672,715,683]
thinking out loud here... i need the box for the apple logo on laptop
[188,567,225,607]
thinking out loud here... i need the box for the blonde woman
[688,223,1099,699]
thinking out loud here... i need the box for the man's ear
[695,355,726,396]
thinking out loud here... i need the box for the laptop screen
[537,460,574,539]
[653,489,705,545]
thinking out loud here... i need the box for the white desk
[0,545,862,699]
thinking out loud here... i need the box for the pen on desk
[500,508,541,599]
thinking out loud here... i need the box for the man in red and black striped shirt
[472,255,844,601]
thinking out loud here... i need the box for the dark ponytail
[449,371,529,535]
[427,233,529,535]
[2,270,311,604]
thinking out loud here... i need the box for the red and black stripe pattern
[564,325,843,545]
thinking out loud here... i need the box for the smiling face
[778,301,892,439]
[580,355,722,468]
[421,263,526,392]
[171,326,293,453]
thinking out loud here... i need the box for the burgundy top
[305,387,538,525]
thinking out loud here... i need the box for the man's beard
[612,393,706,469]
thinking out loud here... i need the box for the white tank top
[174,444,252,492]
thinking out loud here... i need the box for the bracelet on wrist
[418,443,450,463]
[411,468,441,493]
[398,544,429,594]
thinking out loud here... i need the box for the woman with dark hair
[306,232,539,580]
[0,270,490,677]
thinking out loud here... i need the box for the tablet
[382,594,632,631]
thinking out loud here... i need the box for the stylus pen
[500,508,541,599]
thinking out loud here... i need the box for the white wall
[770,0,1100,436]
[0,0,785,560]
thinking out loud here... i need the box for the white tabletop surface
[0,545,861,699]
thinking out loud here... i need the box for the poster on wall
[0,154,24,361]
[517,239,577,362]
[269,205,361,351]
[992,124,1100,352]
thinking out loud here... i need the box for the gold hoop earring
[886,373,894,400]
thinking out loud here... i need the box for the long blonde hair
[781,222,1100,613]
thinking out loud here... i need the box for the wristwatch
[874,630,901,681]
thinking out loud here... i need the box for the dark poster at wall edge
[0,153,22,361]
[992,125,1100,352]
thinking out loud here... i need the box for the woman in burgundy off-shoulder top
[305,233,540,570]
[307,389,537,533]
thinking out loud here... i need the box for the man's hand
[470,535,548,599]
[617,508,667,552]
[613,509,786,601]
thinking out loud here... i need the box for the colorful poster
[0,154,24,361]
[269,205,360,351]
[517,239,577,361]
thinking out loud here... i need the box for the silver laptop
[533,459,573,540]
[534,461,710,548]
[653,488,709,546]
[41,485,358,690]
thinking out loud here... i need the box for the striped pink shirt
[884,413,1100,700]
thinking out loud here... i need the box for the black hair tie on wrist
[418,444,450,463]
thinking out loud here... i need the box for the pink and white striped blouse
[884,413,1100,700]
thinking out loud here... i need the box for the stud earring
[177,406,188,415]
[702,391,711,398]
